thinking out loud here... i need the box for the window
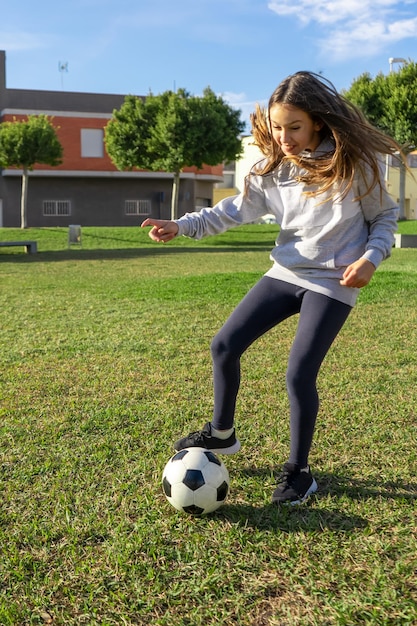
[81,129,104,158]
[43,200,71,216]
[196,197,211,210]
[408,153,417,168]
[125,199,151,215]
[215,173,235,189]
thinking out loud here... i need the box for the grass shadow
[238,466,417,502]
[0,246,272,263]
[316,471,417,502]
[217,501,368,533]
[212,466,416,532]
[234,467,417,501]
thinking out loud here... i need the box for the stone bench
[0,240,38,254]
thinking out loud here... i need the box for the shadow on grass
[83,230,275,247]
[0,245,272,263]
[311,471,417,502]
[217,501,368,533]
[213,467,416,532]
[237,466,417,502]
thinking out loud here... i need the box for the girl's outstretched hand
[141,218,179,243]
[340,258,376,288]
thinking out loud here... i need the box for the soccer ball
[162,447,230,515]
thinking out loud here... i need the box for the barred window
[125,199,151,215]
[43,200,71,216]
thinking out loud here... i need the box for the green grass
[396,219,417,234]
[1,226,416,625]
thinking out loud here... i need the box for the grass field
[1,225,416,625]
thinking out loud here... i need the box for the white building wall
[235,136,263,193]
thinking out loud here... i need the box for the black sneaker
[272,462,318,506]
[174,422,241,455]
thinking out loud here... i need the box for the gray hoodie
[175,140,398,306]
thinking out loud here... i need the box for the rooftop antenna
[58,61,68,90]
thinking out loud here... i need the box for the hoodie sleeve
[175,175,269,240]
[357,161,399,268]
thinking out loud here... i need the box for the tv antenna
[58,61,68,90]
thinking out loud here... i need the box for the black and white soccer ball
[162,447,230,515]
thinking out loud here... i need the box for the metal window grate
[125,199,151,215]
[43,200,71,216]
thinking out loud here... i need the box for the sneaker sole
[174,439,241,455]
[209,440,241,455]
[286,478,318,506]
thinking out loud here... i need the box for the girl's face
[269,103,323,156]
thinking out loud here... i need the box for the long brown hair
[250,71,405,199]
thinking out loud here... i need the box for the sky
[1,0,416,130]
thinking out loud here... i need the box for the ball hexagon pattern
[162,447,230,515]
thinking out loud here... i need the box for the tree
[0,115,63,228]
[343,61,417,219]
[105,88,245,219]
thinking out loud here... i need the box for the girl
[142,71,403,505]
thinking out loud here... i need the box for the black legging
[210,276,352,467]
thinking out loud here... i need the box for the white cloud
[268,0,417,60]
[320,16,417,60]
[220,91,267,131]
[221,91,249,106]
[0,31,49,52]
[268,0,373,25]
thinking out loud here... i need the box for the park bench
[0,240,38,254]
